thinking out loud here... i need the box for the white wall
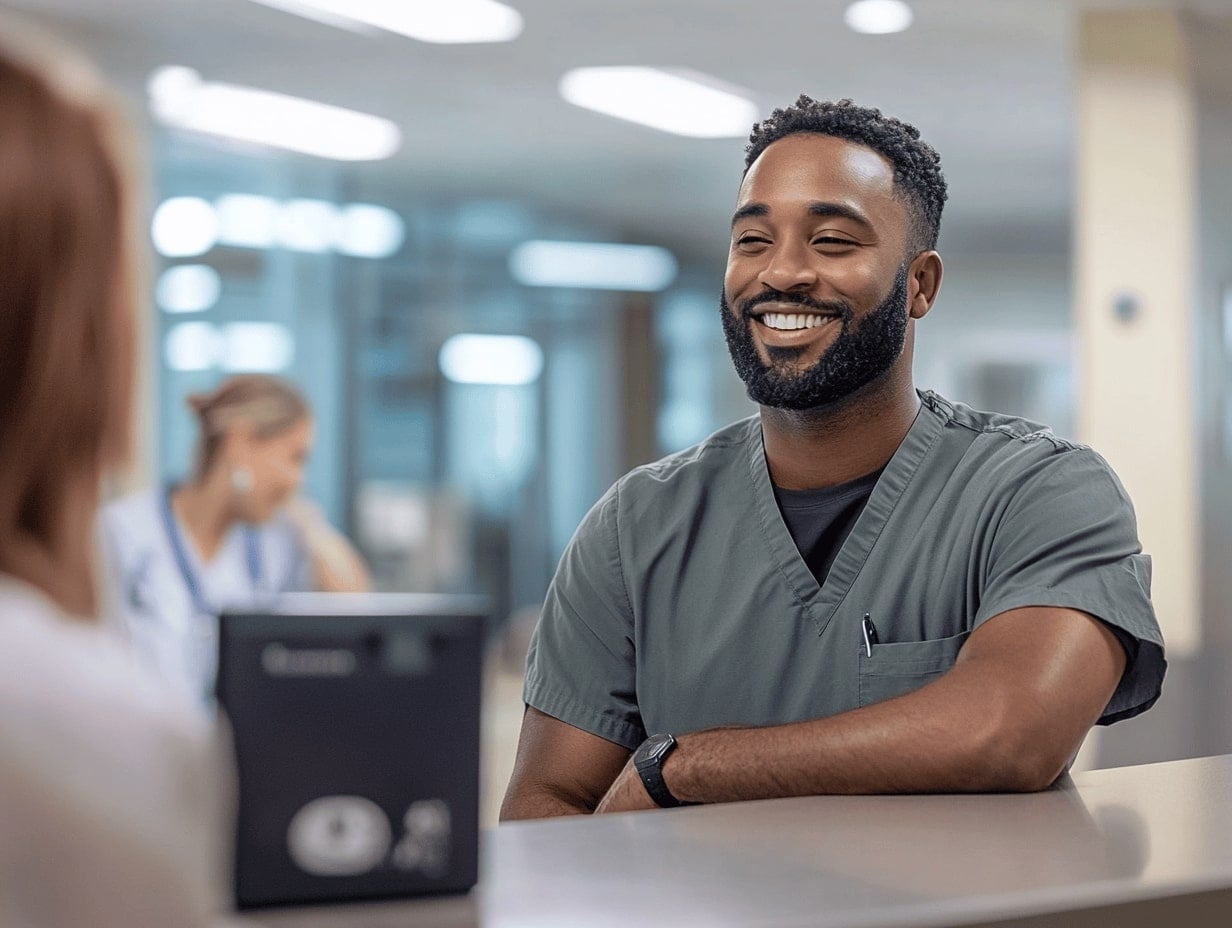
[914,250,1074,435]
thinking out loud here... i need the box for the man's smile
[749,306,843,350]
[756,312,834,331]
[743,295,846,351]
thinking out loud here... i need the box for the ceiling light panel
[159,194,407,259]
[246,0,523,44]
[151,197,219,257]
[156,265,222,313]
[216,194,280,249]
[164,321,223,372]
[509,240,678,291]
[276,199,338,253]
[559,67,757,139]
[148,66,400,161]
[334,204,406,258]
[222,323,297,373]
[844,0,914,35]
[439,335,544,386]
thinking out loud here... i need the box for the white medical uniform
[0,573,231,928]
[99,487,313,701]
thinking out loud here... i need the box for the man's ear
[908,251,943,320]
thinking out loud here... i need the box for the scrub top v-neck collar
[746,390,947,637]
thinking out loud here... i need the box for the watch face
[639,733,674,764]
[634,734,683,808]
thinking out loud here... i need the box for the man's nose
[757,242,817,292]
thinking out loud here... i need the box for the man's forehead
[737,133,897,206]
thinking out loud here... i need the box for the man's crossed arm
[500,606,1127,820]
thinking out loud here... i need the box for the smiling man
[501,97,1166,819]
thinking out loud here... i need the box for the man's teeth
[760,313,831,331]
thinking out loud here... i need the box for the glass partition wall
[152,136,628,629]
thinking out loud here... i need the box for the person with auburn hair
[0,19,228,928]
[100,373,370,700]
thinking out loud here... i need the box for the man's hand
[594,757,658,814]
[282,496,370,592]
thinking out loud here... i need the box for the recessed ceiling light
[246,0,523,44]
[209,193,409,257]
[151,197,219,257]
[223,322,296,373]
[559,67,757,139]
[156,265,222,313]
[844,0,914,35]
[439,335,544,386]
[276,199,338,253]
[334,204,406,259]
[147,65,400,161]
[164,321,223,372]
[509,240,678,291]
[216,194,281,249]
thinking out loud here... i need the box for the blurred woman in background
[100,373,370,700]
[0,19,227,928]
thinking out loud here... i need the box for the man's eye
[813,236,856,247]
[736,236,770,246]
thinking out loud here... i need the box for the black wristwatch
[633,733,693,808]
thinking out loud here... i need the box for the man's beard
[720,263,910,411]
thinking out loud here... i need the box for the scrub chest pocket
[857,630,970,708]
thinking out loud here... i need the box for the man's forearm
[662,661,1064,804]
[589,608,1123,815]
[501,706,635,821]
[651,607,1128,806]
[500,784,594,821]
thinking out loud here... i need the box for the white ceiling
[2,0,1228,265]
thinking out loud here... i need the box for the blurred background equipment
[216,594,486,907]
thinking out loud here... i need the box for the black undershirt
[773,469,883,587]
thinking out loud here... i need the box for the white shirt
[99,487,313,701]
[0,574,231,928]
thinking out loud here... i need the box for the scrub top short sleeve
[972,447,1165,724]
[523,485,645,750]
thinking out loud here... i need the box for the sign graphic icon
[287,796,392,876]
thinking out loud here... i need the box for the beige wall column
[619,293,662,473]
[1074,9,1200,656]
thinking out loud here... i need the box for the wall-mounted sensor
[1113,290,1142,325]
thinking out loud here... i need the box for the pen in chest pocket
[861,613,879,657]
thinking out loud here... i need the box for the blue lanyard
[160,485,263,616]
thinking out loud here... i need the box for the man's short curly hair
[745,95,948,253]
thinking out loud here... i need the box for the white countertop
[240,753,1232,928]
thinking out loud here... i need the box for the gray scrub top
[524,391,1166,751]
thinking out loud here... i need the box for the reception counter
[239,753,1232,927]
